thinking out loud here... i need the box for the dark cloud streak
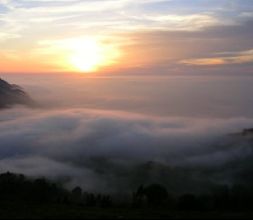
[124,19,253,74]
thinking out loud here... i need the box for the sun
[68,38,102,72]
[62,37,120,73]
[40,36,121,73]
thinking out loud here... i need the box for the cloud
[180,49,253,66]
[0,0,248,42]
[1,107,253,192]
[120,19,253,73]
[1,1,253,73]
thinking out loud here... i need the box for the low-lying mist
[1,74,253,194]
[3,74,253,118]
[1,106,253,194]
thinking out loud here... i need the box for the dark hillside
[0,78,33,108]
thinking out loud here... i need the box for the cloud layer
[1,107,253,193]
[1,0,253,73]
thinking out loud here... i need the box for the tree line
[0,172,253,212]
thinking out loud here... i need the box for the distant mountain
[0,78,33,109]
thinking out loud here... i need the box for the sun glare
[64,37,120,72]
[69,38,101,72]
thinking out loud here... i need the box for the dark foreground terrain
[2,203,253,219]
[0,78,33,108]
[0,172,253,219]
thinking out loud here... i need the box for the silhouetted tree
[178,194,200,211]
[71,186,83,204]
[143,184,169,206]
[85,193,97,207]
[100,195,112,208]
[212,185,230,210]
[133,184,146,207]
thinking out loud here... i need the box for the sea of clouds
[1,106,253,193]
[1,74,253,193]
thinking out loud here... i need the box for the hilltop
[0,78,33,108]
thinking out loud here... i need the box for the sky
[1,0,253,193]
[0,0,253,74]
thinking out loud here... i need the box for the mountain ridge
[0,78,33,109]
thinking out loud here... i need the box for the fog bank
[1,107,253,193]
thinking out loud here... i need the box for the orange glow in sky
[0,37,122,73]
[1,1,253,74]
[65,37,121,73]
